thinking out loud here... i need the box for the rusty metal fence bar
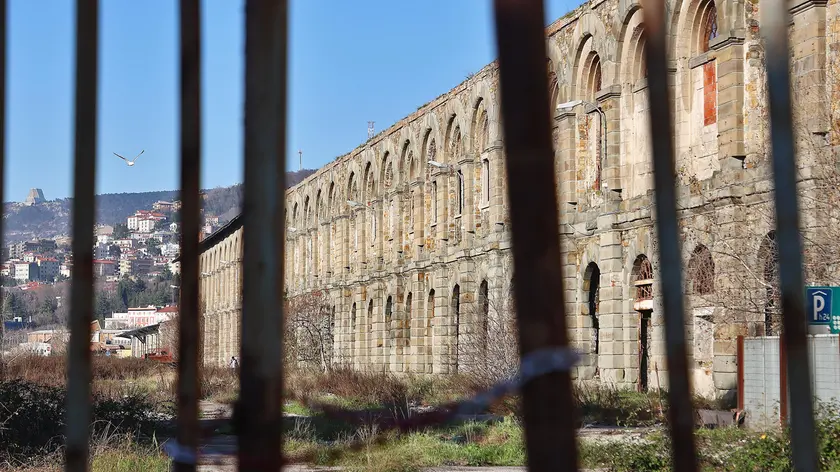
[65,0,98,471]
[761,0,819,470]
[237,1,287,470]
[638,0,698,469]
[491,1,580,470]
[173,0,202,471]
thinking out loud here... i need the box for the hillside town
[0,196,227,360]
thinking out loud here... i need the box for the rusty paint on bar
[65,1,98,471]
[491,1,579,470]
[174,0,201,471]
[237,0,287,470]
[761,1,818,470]
[639,0,698,469]
[0,0,6,366]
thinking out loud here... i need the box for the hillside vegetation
[3,169,315,243]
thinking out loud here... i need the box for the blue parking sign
[807,287,832,324]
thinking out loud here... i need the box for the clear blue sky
[6,0,575,202]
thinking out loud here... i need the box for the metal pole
[761,0,818,469]
[238,0,287,470]
[65,1,98,470]
[639,0,698,468]
[491,1,579,470]
[173,0,202,470]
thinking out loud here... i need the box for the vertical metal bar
[761,5,818,467]
[0,0,7,365]
[238,0,287,470]
[65,1,98,471]
[761,2,818,470]
[174,1,201,471]
[491,1,579,471]
[639,0,698,470]
[737,335,744,411]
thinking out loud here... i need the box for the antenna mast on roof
[367,121,375,140]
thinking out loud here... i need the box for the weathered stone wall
[273,0,835,399]
[198,225,243,367]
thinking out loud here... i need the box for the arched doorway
[583,262,601,377]
[404,292,413,372]
[427,289,435,373]
[632,255,654,392]
[385,296,393,372]
[451,285,460,373]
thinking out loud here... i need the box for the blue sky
[5,0,575,202]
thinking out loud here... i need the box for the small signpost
[806,286,840,334]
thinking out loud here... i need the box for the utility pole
[298,149,302,171]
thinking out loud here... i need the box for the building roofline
[172,213,242,262]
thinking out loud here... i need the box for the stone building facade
[196,0,838,399]
[195,216,243,367]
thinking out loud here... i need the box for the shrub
[0,380,159,463]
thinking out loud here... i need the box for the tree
[457,267,520,389]
[113,223,130,239]
[674,58,840,338]
[154,219,169,231]
[285,291,334,373]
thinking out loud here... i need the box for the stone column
[710,33,747,166]
[597,225,627,385]
[790,0,829,136]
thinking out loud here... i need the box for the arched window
[688,245,715,294]
[457,170,464,216]
[634,255,653,301]
[481,159,490,205]
[701,2,719,53]
[451,285,461,371]
[585,262,601,355]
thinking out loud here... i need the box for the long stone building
[202,0,839,399]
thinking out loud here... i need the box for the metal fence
[0,0,818,470]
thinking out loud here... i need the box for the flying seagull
[114,150,145,167]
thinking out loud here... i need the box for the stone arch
[546,39,568,108]
[672,0,724,60]
[576,39,604,102]
[362,160,377,203]
[327,181,336,213]
[617,7,648,85]
[466,80,501,148]
[569,12,611,99]
[688,244,715,294]
[426,288,436,373]
[303,195,311,228]
[444,115,465,165]
[380,152,395,190]
[315,189,324,222]
[346,171,359,205]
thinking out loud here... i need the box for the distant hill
[3,169,316,243]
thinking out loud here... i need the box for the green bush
[0,380,160,463]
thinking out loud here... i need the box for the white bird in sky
[114,150,145,167]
